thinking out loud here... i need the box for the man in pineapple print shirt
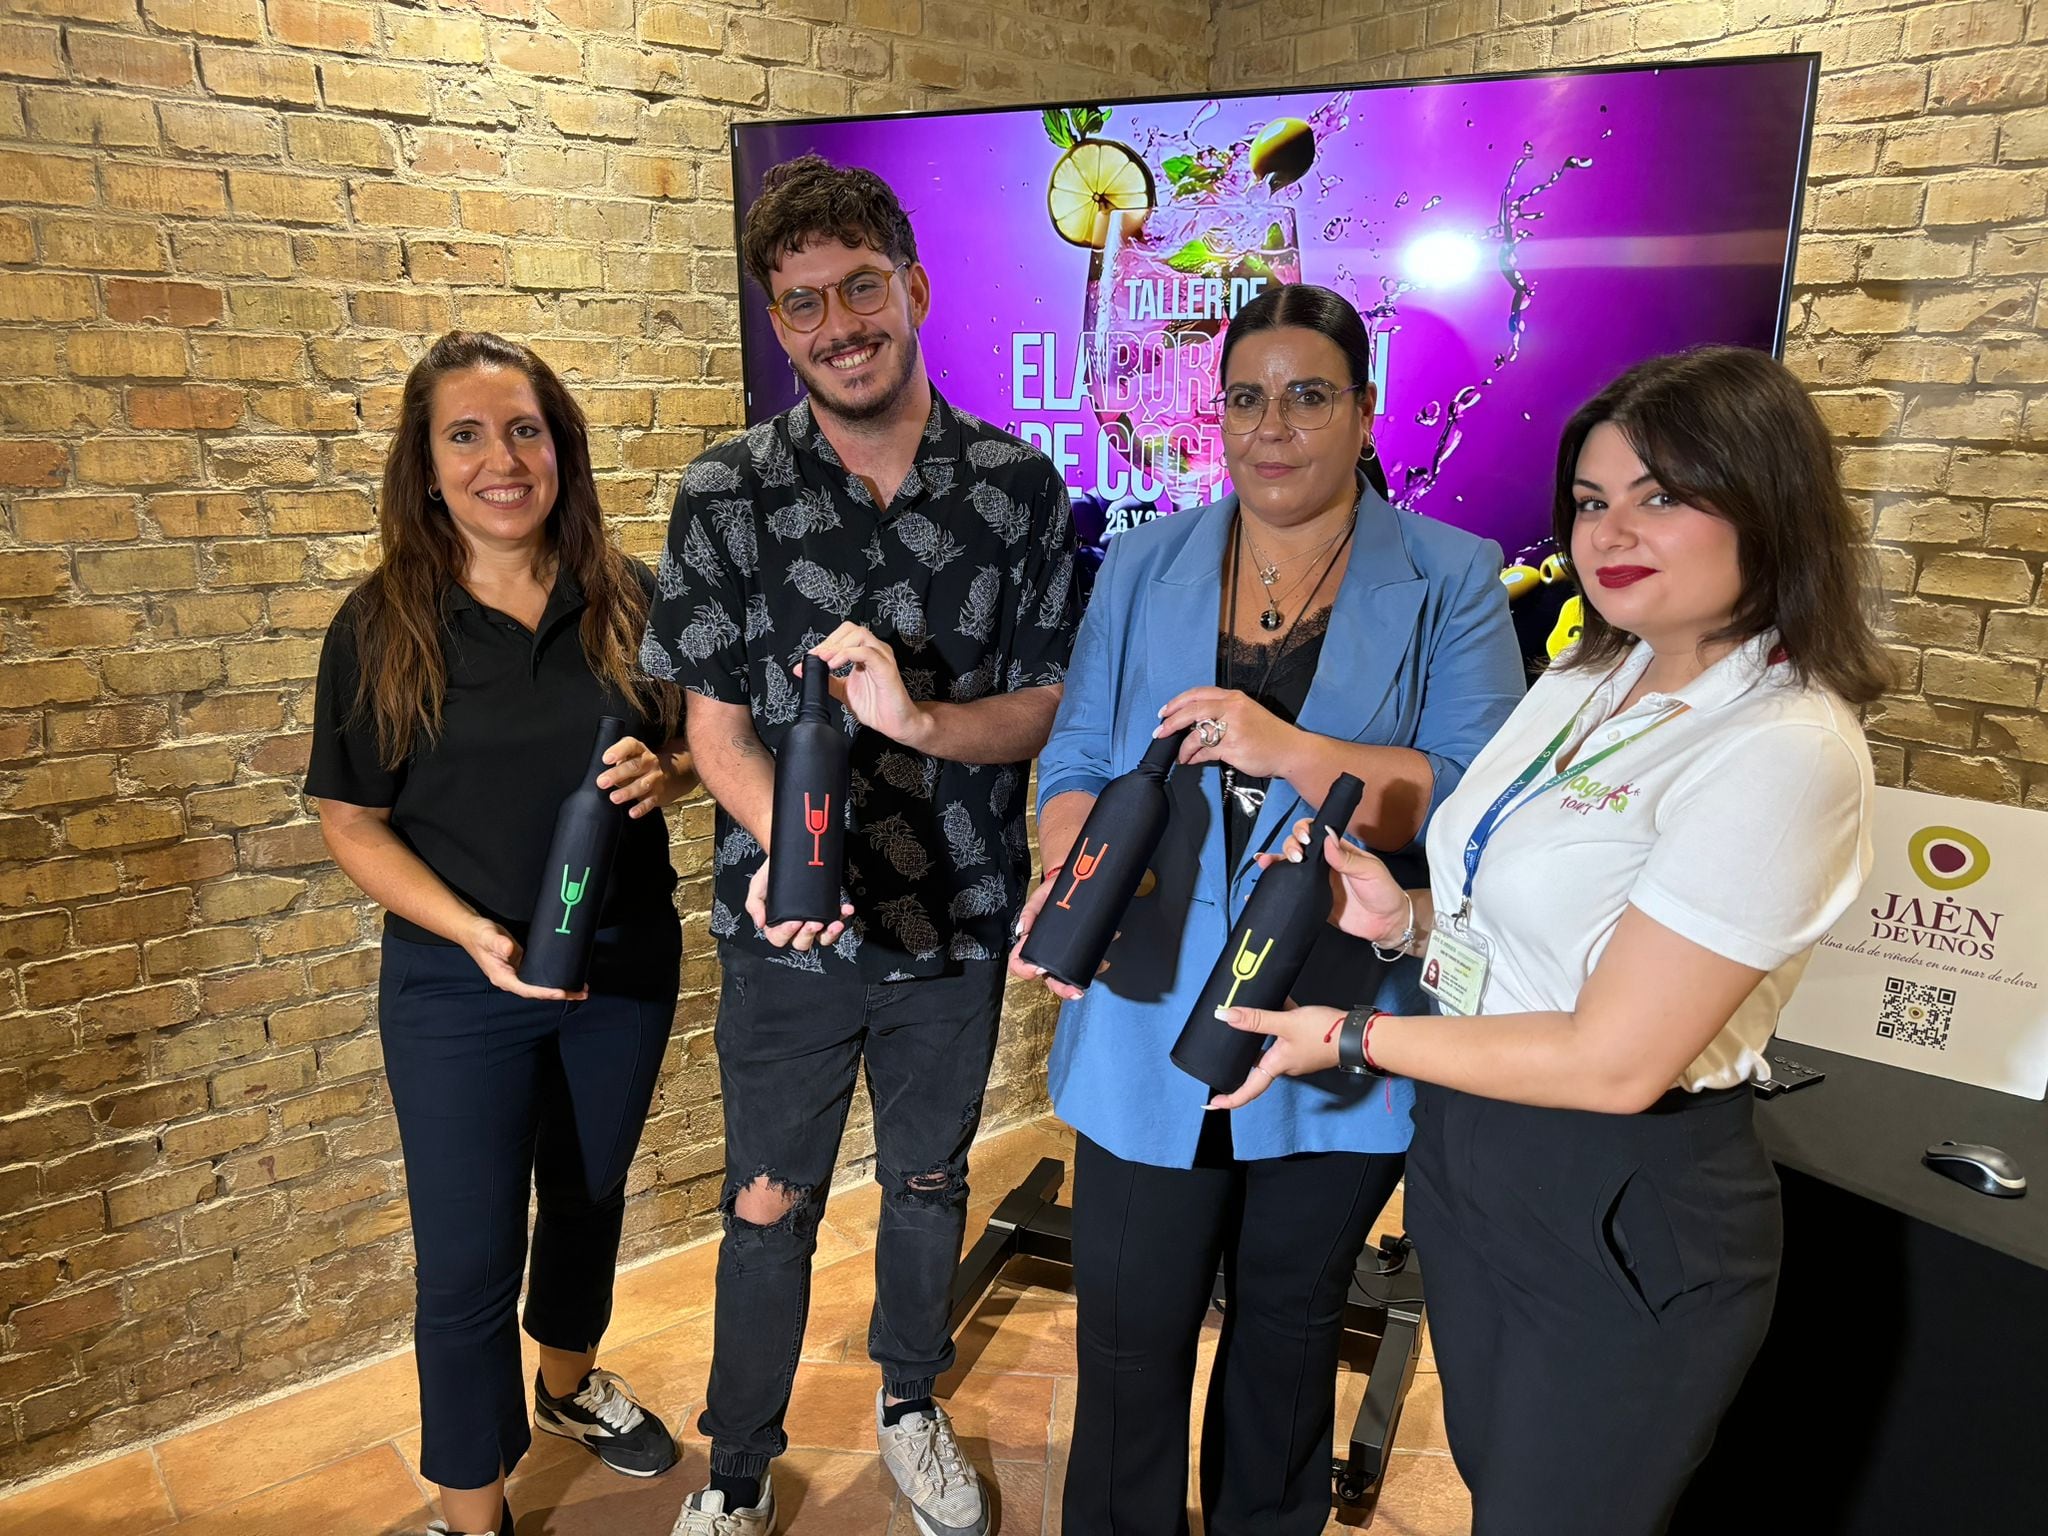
[644,157,1078,1536]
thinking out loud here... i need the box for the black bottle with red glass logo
[766,654,850,926]
[1019,728,1190,988]
[1171,773,1365,1091]
[518,716,630,992]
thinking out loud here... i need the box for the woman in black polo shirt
[308,332,694,1536]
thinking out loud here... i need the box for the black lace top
[1217,605,1331,871]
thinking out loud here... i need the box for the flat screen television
[730,55,1818,576]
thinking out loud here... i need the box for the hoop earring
[427,485,442,501]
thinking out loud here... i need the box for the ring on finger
[1196,717,1226,749]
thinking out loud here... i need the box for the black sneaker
[533,1368,678,1477]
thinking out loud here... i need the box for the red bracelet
[1362,1009,1385,1074]
[1323,1013,1345,1044]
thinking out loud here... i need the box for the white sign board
[1777,787,2048,1100]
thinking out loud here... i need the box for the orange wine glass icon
[1057,838,1106,910]
[805,793,830,867]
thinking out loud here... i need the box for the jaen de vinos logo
[1908,825,1991,893]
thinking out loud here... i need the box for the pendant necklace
[1243,525,1344,631]
[1221,511,1355,816]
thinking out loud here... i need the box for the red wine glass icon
[805,793,830,867]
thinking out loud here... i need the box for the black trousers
[378,928,678,1489]
[697,943,1006,1482]
[1404,1082,1782,1536]
[1064,1118,1404,1536]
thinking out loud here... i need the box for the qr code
[1877,977,1955,1050]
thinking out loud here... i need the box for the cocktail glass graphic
[1084,203,1303,503]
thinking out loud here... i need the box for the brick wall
[1217,0,2048,806]
[7,0,2044,1489]
[0,0,1211,1480]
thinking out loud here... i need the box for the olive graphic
[1250,117,1315,191]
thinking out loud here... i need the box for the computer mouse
[1922,1141,2027,1198]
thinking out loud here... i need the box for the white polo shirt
[1423,632,1875,1091]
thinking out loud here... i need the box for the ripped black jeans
[697,942,1005,1480]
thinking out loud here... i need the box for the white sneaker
[876,1390,989,1536]
[426,1499,513,1535]
[669,1476,777,1535]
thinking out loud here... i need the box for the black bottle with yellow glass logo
[1171,773,1365,1091]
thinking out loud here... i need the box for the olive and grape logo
[1907,826,1990,893]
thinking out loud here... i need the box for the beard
[796,328,922,425]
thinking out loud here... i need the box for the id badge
[1422,916,1492,1017]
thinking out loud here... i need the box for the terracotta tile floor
[0,1118,1469,1535]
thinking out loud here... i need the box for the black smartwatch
[1337,1007,1384,1077]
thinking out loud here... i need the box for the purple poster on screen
[732,56,1815,563]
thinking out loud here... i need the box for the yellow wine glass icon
[1220,929,1273,1011]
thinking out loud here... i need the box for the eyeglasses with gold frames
[1213,381,1365,435]
[768,261,911,334]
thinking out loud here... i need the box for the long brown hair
[349,331,679,767]
[1550,346,1889,705]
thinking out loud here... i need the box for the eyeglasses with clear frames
[768,261,911,334]
[1213,381,1365,435]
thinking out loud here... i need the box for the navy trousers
[378,926,678,1488]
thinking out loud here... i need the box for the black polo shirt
[306,566,678,946]
[643,390,1079,981]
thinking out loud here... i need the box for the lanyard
[1458,687,1690,912]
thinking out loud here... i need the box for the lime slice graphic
[1047,139,1155,249]
[1908,825,1990,891]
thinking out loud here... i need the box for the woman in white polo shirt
[1205,347,1888,1534]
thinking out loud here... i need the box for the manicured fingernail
[1213,1006,1231,1022]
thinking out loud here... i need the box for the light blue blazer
[1039,486,1525,1169]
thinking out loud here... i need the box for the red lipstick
[1596,566,1656,589]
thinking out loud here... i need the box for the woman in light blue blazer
[1009,285,1523,1535]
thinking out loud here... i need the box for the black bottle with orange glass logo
[1019,727,1190,988]
[1171,773,1365,1091]
[766,654,850,926]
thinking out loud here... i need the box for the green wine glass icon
[554,864,590,935]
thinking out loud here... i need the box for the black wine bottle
[518,715,631,991]
[1019,728,1190,988]
[766,654,850,926]
[1170,773,1367,1091]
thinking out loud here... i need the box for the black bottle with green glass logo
[518,716,630,991]
[1170,773,1365,1091]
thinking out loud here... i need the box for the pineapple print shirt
[645,391,1080,981]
